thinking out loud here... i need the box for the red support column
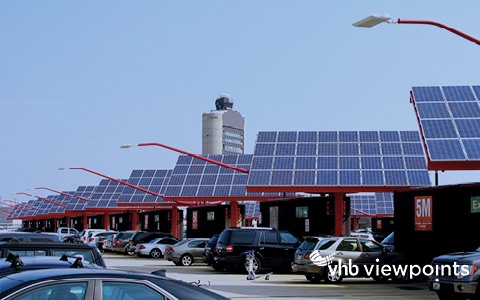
[334,193,344,236]
[104,213,110,230]
[352,216,358,231]
[131,211,139,231]
[83,214,88,230]
[230,201,239,228]
[171,207,179,238]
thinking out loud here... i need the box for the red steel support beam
[334,193,344,236]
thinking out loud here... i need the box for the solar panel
[244,201,260,218]
[412,85,480,164]
[248,131,431,191]
[117,170,170,203]
[164,154,293,199]
[350,192,394,215]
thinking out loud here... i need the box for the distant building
[202,94,245,154]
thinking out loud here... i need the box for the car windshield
[381,232,394,245]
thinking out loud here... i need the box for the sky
[2,1,480,202]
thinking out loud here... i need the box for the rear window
[300,239,318,251]
[231,231,255,245]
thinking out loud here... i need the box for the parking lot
[103,253,438,300]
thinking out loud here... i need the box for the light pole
[4,200,39,210]
[0,201,29,212]
[353,14,480,46]
[34,187,89,201]
[16,192,67,208]
[121,143,250,174]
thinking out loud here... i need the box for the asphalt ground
[102,252,439,300]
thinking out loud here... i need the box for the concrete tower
[202,94,245,154]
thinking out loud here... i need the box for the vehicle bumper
[135,249,150,256]
[164,253,179,263]
[291,263,324,275]
[214,255,241,266]
[428,278,478,295]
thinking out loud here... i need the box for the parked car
[77,229,108,244]
[126,232,176,256]
[0,232,62,242]
[135,237,179,258]
[164,238,210,266]
[86,230,117,246]
[55,227,79,238]
[214,227,301,273]
[0,241,107,267]
[15,227,44,233]
[291,236,407,283]
[112,231,136,255]
[101,233,117,252]
[0,268,230,300]
[63,232,83,243]
[0,253,102,277]
[203,235,220,268]
[428,245,480,300]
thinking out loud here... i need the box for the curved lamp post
[16,192,66,208]
[34,187,89,201]
[0,201,29,212]
[121,143,249,174]
[4,200,39,210]
[59,167,223,206]
[353,14,480,46]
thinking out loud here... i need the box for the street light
[0,201,29,212]
[16,192,67,208]
[353,14,480,46]
[121,143,250,174]
[4,200,39,210]
[59,167,221,205]
[34,187,89,201]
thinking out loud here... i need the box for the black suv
[214,227,301,272]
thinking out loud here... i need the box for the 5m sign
[415,196,432,231]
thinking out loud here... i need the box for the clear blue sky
[2,1,480,201]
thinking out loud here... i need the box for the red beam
[35,187,89,201]
[16,193,66,208]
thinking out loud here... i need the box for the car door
[357,239,388,267]
[188,240,208,261]
[257,231,283,266]
[278,232,300,266]
[335,238,363,264]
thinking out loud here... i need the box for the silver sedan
[135,238,179,258]
[164,238,210,266]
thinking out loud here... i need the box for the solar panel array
[165,154,293,198]
[85,179,127,208]
[244,201,260,218]
[412,86,480,161]
[350,192,394,215]
[118,170,170,203]
[248,131,431,188]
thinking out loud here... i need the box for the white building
[202,94,245,154]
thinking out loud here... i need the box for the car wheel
[244,256,261,274]
[323,266,343,283]
[180,254,193,266]
[126,247,135,256]
[149,249,162,259]
[305,274,321,283]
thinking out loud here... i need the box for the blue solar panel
[277,131,297,142]
[412,85,480,163]
[412,86,444,102]
[443,86,476,101]
[298,131,317,142]
[462,139,480,160]
[250,131,430,188]
[257,131,277,143]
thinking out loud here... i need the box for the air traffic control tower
[202,94,245,155]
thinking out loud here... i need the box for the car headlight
[458,265,477,278]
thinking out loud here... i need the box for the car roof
[0,268,229,299]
